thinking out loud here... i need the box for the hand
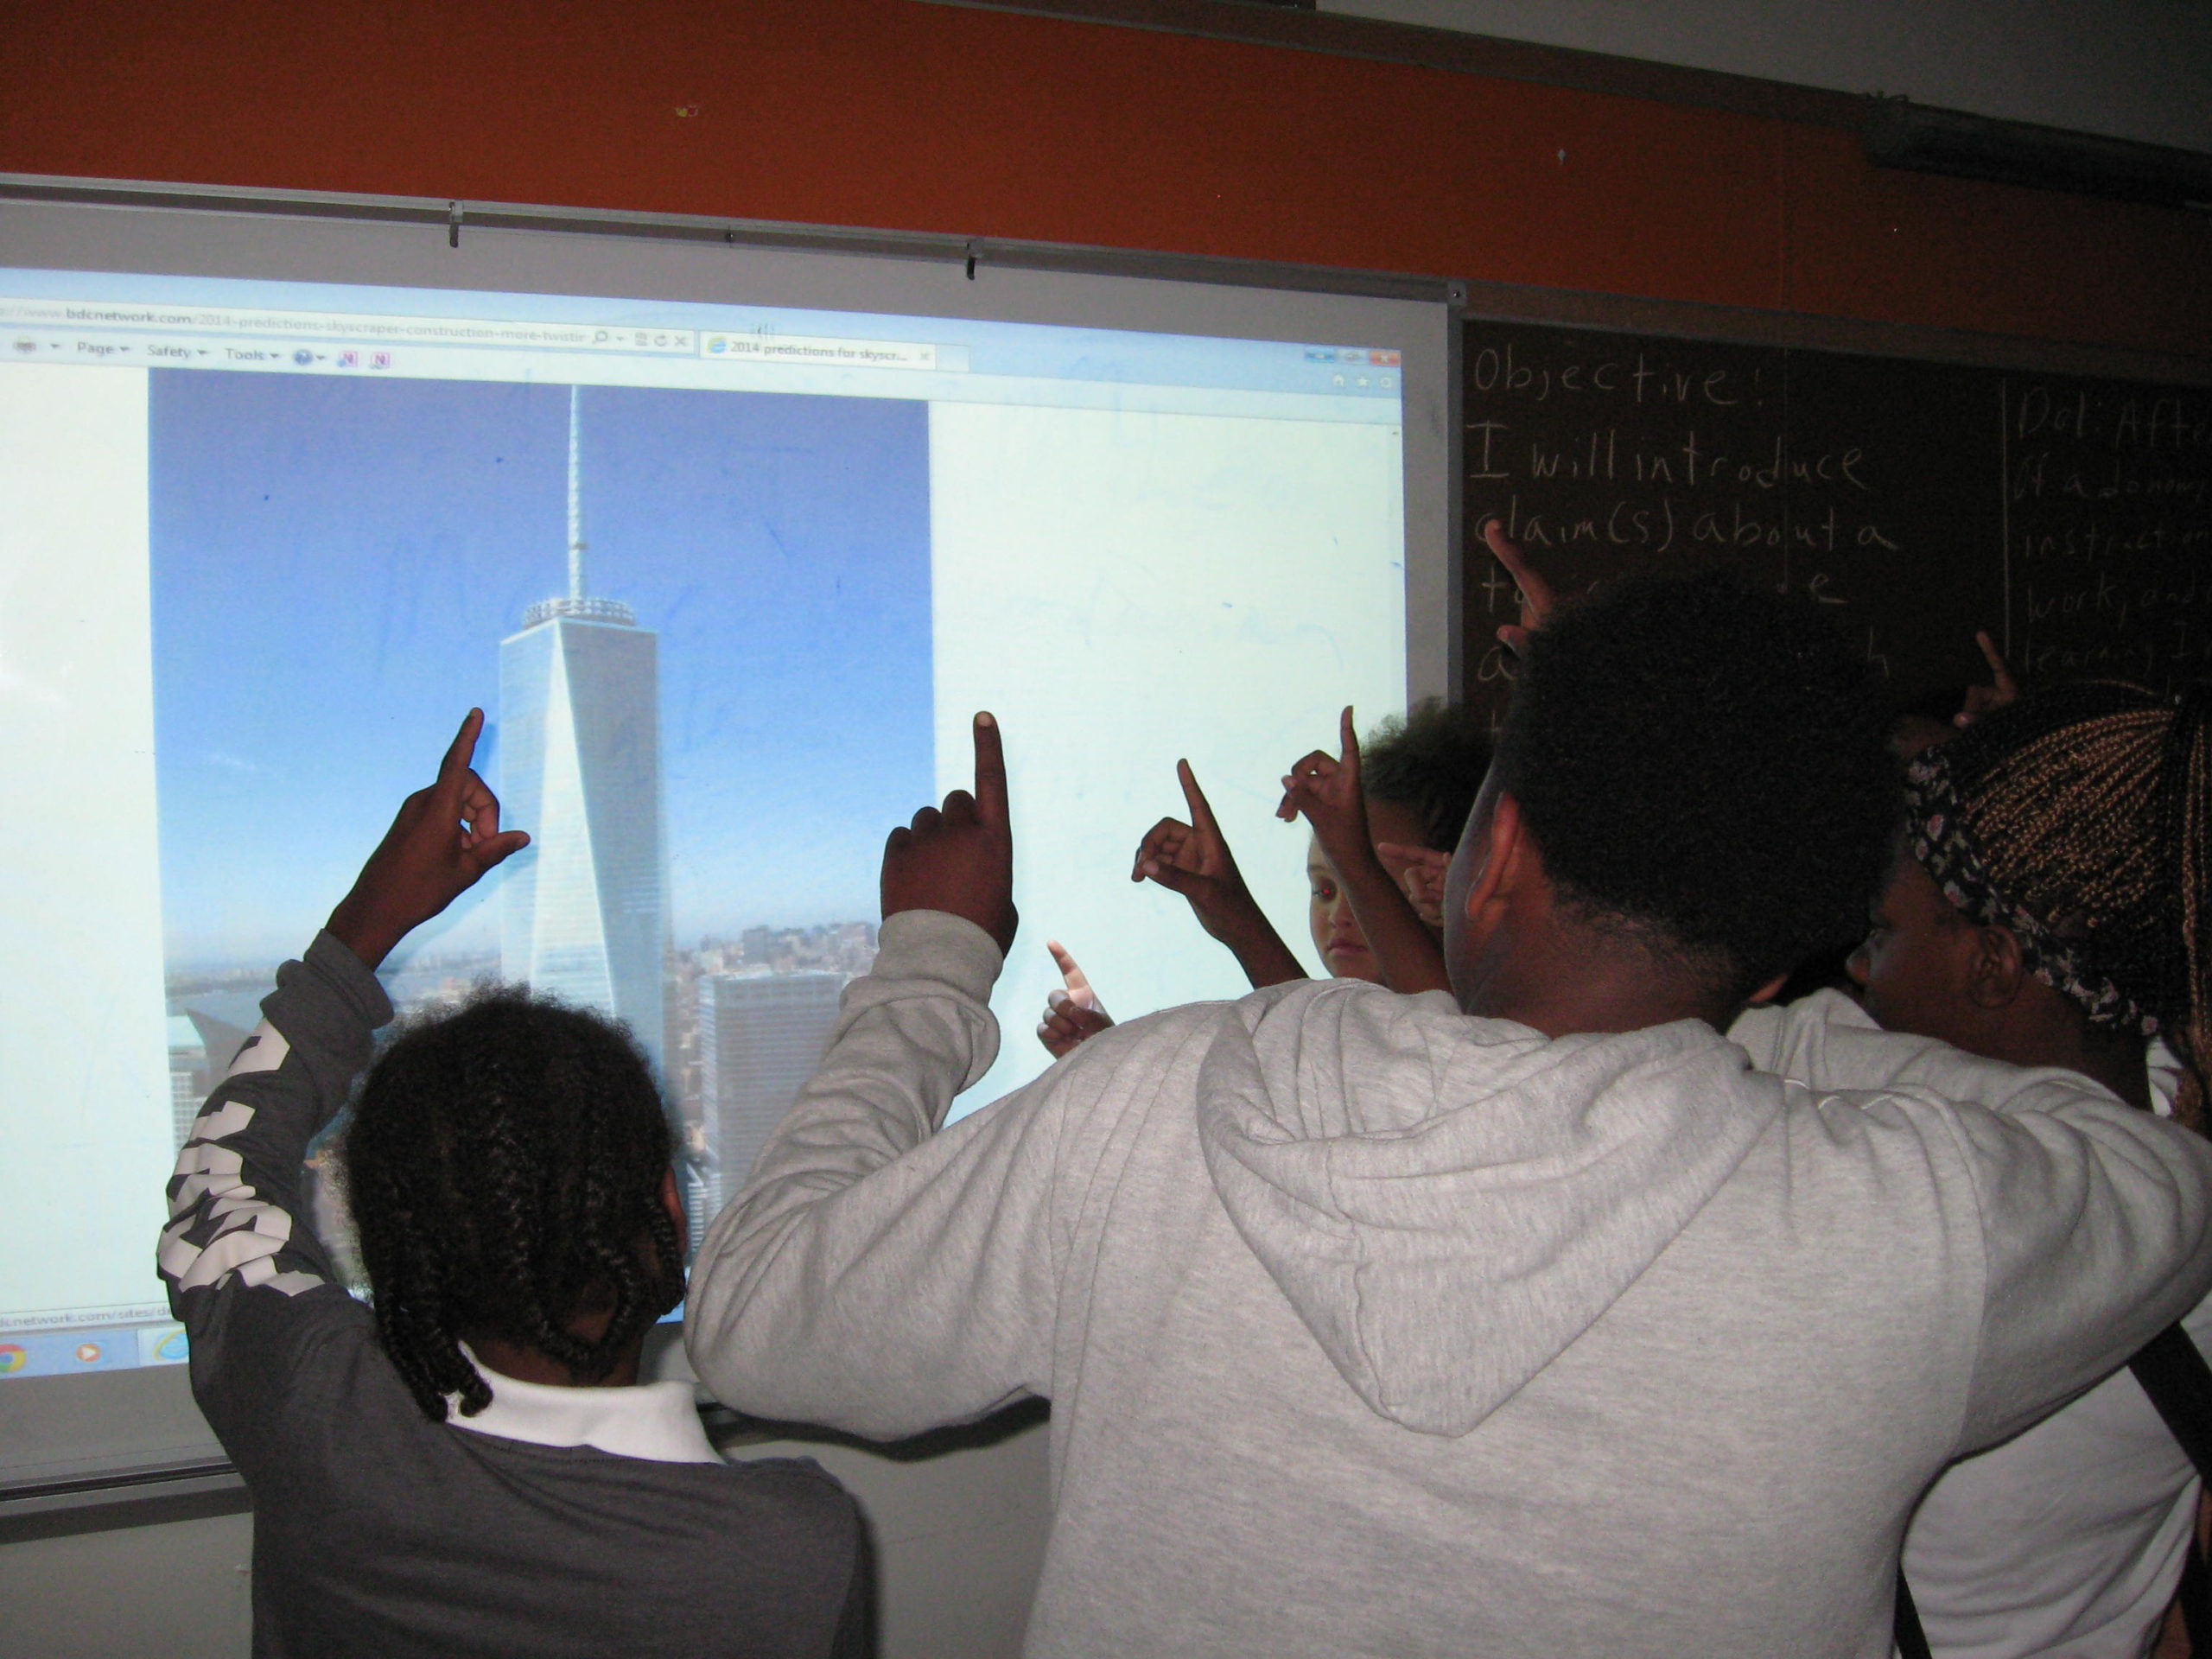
[881,713,1018,954]
[1484,519,1554,657]
[1037,945,1116,1058]
[1277,708,1376,878]
[1376,842,1452,929]
[327,709,531,969]
[1134,760,1267,944]
[1046,939,1108,1016]
[1955,631,2019,728]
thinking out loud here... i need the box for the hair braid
[341,987,685,1422]
[1923,680,2212,1131]
[2157,689,2212,1130]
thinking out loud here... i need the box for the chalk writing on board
[1460,327,1961,709]
[2005,380,2212,696]
[1459,320,2212,724]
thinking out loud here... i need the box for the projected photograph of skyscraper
[499,388,669,1074]
[150,370,933,1248]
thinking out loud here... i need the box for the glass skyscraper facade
[499,387,670,1076]
[698,969,845,1218]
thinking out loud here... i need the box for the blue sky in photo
[149,372,932,966]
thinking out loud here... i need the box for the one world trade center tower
[500,386,669,1076]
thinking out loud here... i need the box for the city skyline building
[500,385,671,1077]
[697,969,846,1231]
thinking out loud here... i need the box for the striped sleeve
[160,931,392,1323]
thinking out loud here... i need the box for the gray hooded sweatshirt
[688,912,2212,1659]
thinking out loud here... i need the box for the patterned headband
[1903,744,2159,1038]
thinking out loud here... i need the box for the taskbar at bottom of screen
[0,1320,188,1380]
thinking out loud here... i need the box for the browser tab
[701,332,942,371]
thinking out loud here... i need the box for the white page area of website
[931,399,1405,1116]
[0,334,1407,1355]
[0,363,174,1342]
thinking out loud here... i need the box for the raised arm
[1134,758,1307,989]
[161,711,528,1431]
[687,714,1069,1436]
[1278,708,1451,995]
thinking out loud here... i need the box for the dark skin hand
[326,709,531,971]
[882,712,1020,955]
[1375,842,1451,928]
[1278,708,1451,995]
[1134,758,1306,989]
[1484,517,1556,656]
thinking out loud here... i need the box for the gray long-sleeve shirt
[161,931,863,1659]
[688,911,2212,1659]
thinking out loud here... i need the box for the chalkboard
[1461,319,2212,722]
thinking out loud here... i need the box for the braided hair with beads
[340,986,688,1422]
[1903,678,2212,1129]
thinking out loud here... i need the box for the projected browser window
[0,269,1407,1380]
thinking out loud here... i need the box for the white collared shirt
[446,1344,724,1465]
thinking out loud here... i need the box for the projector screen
[0,189,1454,1484]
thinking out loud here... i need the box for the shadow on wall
[715,1397,1055,1659]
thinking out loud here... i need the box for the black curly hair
[1494,571,1897,1000]
[341,987,686,1422]
[1362,699,1494,853]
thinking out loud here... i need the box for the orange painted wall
[4,0,2207,358]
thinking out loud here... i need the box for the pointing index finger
[1975,630,2018,695]
[438,709,486,793]
[1177,760,1222,837]
[1484,518,1554,623]
[1046,939,1096,1007]
[971,711,1008,829]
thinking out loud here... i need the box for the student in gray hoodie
[686,576,2212,1659]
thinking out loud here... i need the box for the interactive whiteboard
[0,187,1454,1484]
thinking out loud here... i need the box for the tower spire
[522,384,630,629]
[567,385,587,601]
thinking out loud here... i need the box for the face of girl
[1306,798,1428,982]
[1847,852,1986,1048]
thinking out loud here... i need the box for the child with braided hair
[1827,679,2212,1659]
[1861,678,2209,1127]
[159,711,862,1659]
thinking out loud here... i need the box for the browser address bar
[0,300,696,354]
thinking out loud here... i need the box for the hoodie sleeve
[1929,1089,2212,1452]
[1740,996,2212,1450]
[159,931,391,1446]
[684,910,1065,1439]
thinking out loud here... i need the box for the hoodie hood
[1195,978,1783,1437]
